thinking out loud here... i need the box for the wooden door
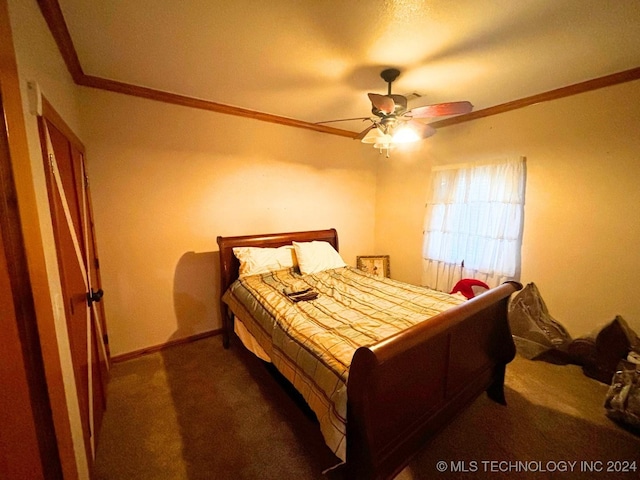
[83,155,109,439]
[39,115,109,461]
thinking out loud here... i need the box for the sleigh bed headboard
[216,228,338,296]
[216,228,338,348]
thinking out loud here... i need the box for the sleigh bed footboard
[346,281,521,480]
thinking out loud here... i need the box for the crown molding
[430,66,640,128]
[37,0,83,82]
[38,0,640,137]
[77,74,357,138]
[35,0,358,139]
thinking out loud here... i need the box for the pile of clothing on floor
[508,282,639,380]
[508,283,640,432]
[568,315,640,383]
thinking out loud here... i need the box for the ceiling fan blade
[315,116,372,125]
[407,120,437,139]
[408,101,473,118]
[355,124,376,140]
[368,93,395,115]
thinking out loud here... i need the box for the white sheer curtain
[422,157,526,292]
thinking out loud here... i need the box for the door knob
[87,288,104,306]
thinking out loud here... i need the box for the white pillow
[293,241,346,275]
[233,245,297,277]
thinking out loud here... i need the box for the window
[422,157,526,291]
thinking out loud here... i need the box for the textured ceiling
[58,0,640,133]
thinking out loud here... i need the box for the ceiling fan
[317,68,473,155]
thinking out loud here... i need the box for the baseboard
[111,329,223,363]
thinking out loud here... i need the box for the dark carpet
[94,335,640,479]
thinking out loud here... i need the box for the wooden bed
[217,228,521,480]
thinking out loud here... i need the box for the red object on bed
[450,278,490,299]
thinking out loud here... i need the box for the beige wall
[80,89,378,356]
[374,145,432,281]
[376,80,640,337]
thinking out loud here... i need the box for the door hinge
[103,334,109,345]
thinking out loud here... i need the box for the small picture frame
[356,255,390,278]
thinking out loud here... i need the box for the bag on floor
[604,360,640,431]
[572,315,640,383]
[508,282,572,361]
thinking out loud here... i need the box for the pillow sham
[233,245,297,277]
[293,240,346,275]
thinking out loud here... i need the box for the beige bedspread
[222,266,464,460]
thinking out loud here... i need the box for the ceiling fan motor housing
[372,69,408,117]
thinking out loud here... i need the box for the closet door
[40,115,109,461]
[82,156,109,439]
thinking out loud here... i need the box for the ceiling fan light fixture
[392,124,421,143]
[362,123,421,157]
[361,126,386,144]
[321,68,471,157]
[373,134,395,158]
[373,134,393,149]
